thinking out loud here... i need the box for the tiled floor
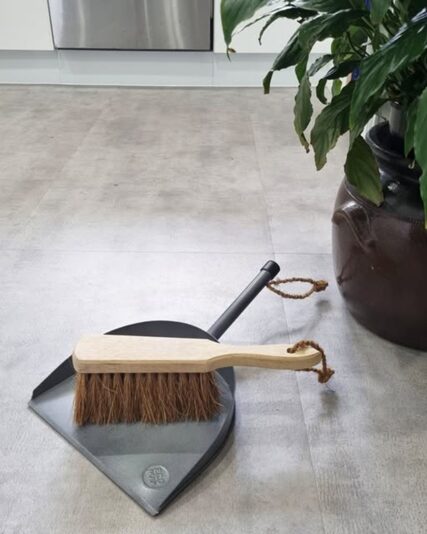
[0,86,426,534]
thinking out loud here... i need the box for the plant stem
[345,31,367,58]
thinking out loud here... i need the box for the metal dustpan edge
[29,367,235,516]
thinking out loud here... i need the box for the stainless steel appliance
[47,0,212,50]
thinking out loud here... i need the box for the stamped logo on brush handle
[143,465,170,489]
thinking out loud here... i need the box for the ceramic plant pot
[332,121,427,350]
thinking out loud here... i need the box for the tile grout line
[246,94,276,260]
[294,369,328,534]
[0,247,333,256]
[246,101,328,529]
[250,99,328,532]
[245,98,329,532]
[9,95,111,244]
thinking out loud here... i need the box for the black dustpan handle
[207,260,280,340]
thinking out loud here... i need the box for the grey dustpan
[29,261,280,515]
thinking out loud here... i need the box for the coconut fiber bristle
[74,372,222,425]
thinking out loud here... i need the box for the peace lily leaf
[298,10,368,51]
[295,0,363,11]
[294,71,313,151]
[371,25,388,51]
[408,0,426,18]
[404,98,419,157]
[344,135,383,205]
[259,7,317,44]
[323,60,360,79]
[221,0,269,47]
[331,28,368,64]
[349,95,386,144]
[370,0,392,24]
[295,55,309,82]
[311,82,355,169]
[263,31,307,93]
[307,54,333,76]
[315,78,328,104]
[238,9,285,36]
[263,70,274,94]
[414,86,427,227]
[332,79,343,97]
[350,10,427,131]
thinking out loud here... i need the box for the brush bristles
[73,372,221,426]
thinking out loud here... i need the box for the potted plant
[221,0,427,349]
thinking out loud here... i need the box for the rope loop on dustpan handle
[267,276,334,382]
[267,277,328,300]
[287,340,335,384]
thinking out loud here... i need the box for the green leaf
[238,9,284,35]
[298,10,368,52]
[344,135,383,205]
[349,95,386,144]
[295,55,309,82]
[404,98,419,157]
[350,10,427,130]
[414,86,427,227]
[316,78,328,104]
[263,31,307,93]
[331,28,368,64]
[307,54,333,76]
[370,0,392,24]
[408,0,426,18]
[259,7,317,44]
[296,0,363,11]
[323,60,360,79]
[221,0,269,47]
[332,79,343,97]
[263,70,274,94]
[311,82,355,169]
[371,26,388,51]
[294,70,313,151]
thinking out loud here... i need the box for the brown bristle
[73,372,221,426]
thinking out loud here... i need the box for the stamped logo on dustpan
[143,465,170,489]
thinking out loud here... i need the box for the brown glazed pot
[332,122,427,350]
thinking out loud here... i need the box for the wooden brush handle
[73,335,322,374]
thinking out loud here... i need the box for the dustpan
[29,260,280,515]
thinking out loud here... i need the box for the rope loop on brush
[267,277,328,300]
[287,340,334,383]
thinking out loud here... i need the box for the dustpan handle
[207,260,280,340]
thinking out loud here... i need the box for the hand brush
[73,334,334,425]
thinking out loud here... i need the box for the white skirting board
[0,50,322,87]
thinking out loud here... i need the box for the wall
[0,0,53,50]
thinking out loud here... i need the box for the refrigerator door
[48,0,212,50]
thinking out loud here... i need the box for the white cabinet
[0,0,53,50]
[213,0,329,54]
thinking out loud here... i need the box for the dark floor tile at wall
[0,86,425,534]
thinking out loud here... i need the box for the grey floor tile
[56,142,262,188]
[16,180,273,253]
[0,179,51,249]
[0,86,111,183]
[255,150,341,254]
[73,88,255,156]
[276,253,427,534]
